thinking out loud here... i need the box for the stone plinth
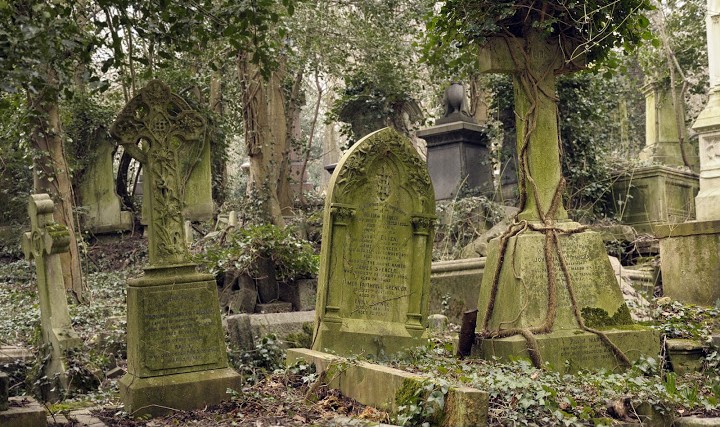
[656,220,720,305]
[474,225,659,372]
[416,122,493,200]
[121,265,241,417]
[612,165,699,233]
[313,128,435,357]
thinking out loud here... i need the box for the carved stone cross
[21,194,81,397]
[110,80,207,266]
[479,31,584,221]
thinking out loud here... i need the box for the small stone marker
[472,31,658,372]
[21,194,82,399]
[312,127,436,356]
[110,80,240,417]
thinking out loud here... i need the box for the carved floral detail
[110,80,207,266]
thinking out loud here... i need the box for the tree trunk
[209,73,228,207]
[28,69,85,301]
[237,54,289,227]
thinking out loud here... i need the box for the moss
[581,304,633,328]
[395,378,424,408]
[285,323,313,349]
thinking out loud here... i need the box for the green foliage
[387,343,720,424]
[229,334,286,384]
[0,93,33,227]
[652,300,720,342]
[394,378,449,426]
[194,223,319,282]
[425,0,655,69]
[434,194,506,260]
[63,94,116,183]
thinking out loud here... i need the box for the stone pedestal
[474,225,659,372]
[612,165,699,233]
[416,122,494,200]
[120,265,241,417]
[655,220,720,305]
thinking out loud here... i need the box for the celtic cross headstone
[21,194,81,399]
[110,80,240,417]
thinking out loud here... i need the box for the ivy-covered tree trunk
[28,69,85,301]
[238,55,290,227]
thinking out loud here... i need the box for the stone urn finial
[436,82,476,125]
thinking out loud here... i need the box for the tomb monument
[656,0,720,306]
[472,30,658,372]
[110,80,240,417]
[312,127,436,357]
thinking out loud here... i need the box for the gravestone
[77,131,133,234]
[417,84,495,200]
[656,0,720,306]
[613,82,699,232]
[312,127,436,357]
[110,80,240,417]
[472,32,658,372]
[21,194,82,399]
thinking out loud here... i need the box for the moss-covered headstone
[110,80,240,417]
[77,132,133,234]
[473,33,658,372]
[312,128,436,357]
[22,194,81,400]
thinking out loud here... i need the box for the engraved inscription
[142,287,222,371]
[345,202,412,320]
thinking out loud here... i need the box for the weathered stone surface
[416,121,493,200]
[226,311,315,351]
[692,0,720,221]
[656,220,720,305]
[110,80,240,416]
[427,314,449,332]
[0,397,47,427]
[675,416,720,426]
[119,368,240,418]
[21,194,81,399]
[255,302,292,314]
[639,82,698,168]
[0,346,33,365]
[287,348,488,427]
[313,128,435,357]
[459,207,519,258]
[430,258,485,324]
[279,278,317,311]
[218,272,257,315]
[608,256,652,321]
[667,339,706,375]
[472,328,660,374]
[612,165,699,233]
[475,226,659,371]
[77,132,133,234]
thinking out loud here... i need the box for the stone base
[476,225,630,332]
[430,258,485,324]
[612,165,698,233]
[0,396,48,427]
[255,302,293,314]
[119,368,241,418]
[472,328,660,373]
[656,220,720,305]
[312,319,428,358]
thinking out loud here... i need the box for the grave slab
[312,128,436,357]
[430,258,485,324]
[226,311,315,351]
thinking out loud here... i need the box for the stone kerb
[312,127,436,357]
